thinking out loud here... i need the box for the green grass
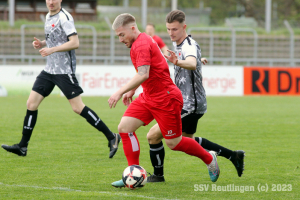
[0,96,299,200]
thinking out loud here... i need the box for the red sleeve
[153,35,166,49]
[135,43,151,67]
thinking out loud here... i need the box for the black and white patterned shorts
[181,109,204,134]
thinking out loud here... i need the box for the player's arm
[108,65,150,108]
[122,85,140,106]
[120,65,150,94]
[52,34,79,52]
[32,37,46,49]
[201,57,208,65]
[161,45,169,56]
[39,35,79,57]
[176,56,197,70]
[165,50,197,70]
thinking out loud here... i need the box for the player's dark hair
[166,10,185,24]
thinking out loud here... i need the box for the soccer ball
[122,165,147,189]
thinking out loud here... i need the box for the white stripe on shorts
[128,132,139,152]
[68,74,74,84]
[181,111,193,119]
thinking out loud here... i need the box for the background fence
[0,21,299,66]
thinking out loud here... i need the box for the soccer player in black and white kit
[1,0,121,158]
[146,10,245,182]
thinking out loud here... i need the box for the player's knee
[146,132,153,143]
[118,123,127,133]
[147,129,161,144]
[72,106,82,114]
[26,99,38,110]
[165,140,177,149]
[165,136,181,150]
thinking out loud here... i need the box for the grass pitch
[0,95,299,200]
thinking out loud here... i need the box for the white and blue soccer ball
[122,165,147,190]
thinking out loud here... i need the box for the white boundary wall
[0,65,244,96]
[202,66,244,96]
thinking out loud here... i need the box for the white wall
[0,65,244,96]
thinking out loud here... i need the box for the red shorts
[123,96,183,139]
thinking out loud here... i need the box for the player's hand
[122,90,135,106]
[32,37,42,49]
[164,50,178,65]
[39,47,54,57]
[108,92,122,109]
[201,58,208,65]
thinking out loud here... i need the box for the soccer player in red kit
[108,13,220,187]
[145,23,169,56]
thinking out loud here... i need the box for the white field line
[0,182,179,200]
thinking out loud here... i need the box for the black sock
[80,106,114,141]
[149,141,165,176]
[195,137,233,159]
[19,110,38,148]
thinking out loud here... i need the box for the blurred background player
[108,13,220,187]
[1,0,120,159]
[146,10,245,182]
[145,23,169,56]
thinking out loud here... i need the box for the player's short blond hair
[112,13,136,30]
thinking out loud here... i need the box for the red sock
[119,132,140,166]
[172,136,213,164]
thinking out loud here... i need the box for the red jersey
[130,33,182,107]
[152,35,166,49]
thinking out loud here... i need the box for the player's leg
[112,98,154,188]
[111,117,149,188]
[197,136,245,177]
[19,91,45,146]
[2,71,54,156]
[112,116,145,188]
[194,135,245,177]
[54,73,120,158]
[165,136,220,182]
[117,97,153,167]
[147,124,165,182]
[154,100,220,182]
[68,95,120,158]
[146,111,202,182]
[117,116,145,166]
[182,112,245,177]
[182,112,233,157]
[69,95,114,141]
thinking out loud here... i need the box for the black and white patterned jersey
[44,8,77,74]
[173,35,207,114]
